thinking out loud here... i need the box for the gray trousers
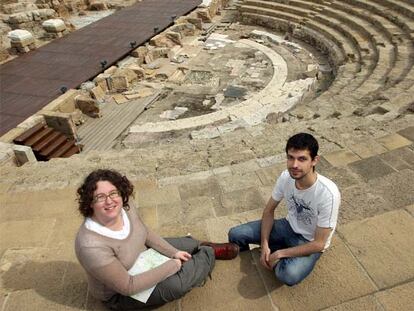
[104,237,215,310]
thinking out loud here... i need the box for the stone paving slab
[0,187,78,205]
[338,210,414,289]
[177,177,222,200]
[0,246,86,310]
[46,217,83,260]
[217,171,263,193]
[4,289,85,311]
[180,253,275,311]
[217,187,266,217]
[251,236,377,310]
[379,146,414,171]
[0,219,56,256]
[322,295,382,311]
[136,185,181,206]
[348,156,396,182]
[398,126,414,141]
[339,186,393,223]
[348,138,388,159]
[132,178,158,193]
[0,199,77,222]
[323,149,361,167]
[205,209,264,242]
[376,133,412,151]
[255,163,285,186]
[156,196,216,226]
[318,166,362,189]
[137,205,158,229]
[157,221,211,242]
[368,169,414,208]
[406,204,414,217]
[375,281,414,310]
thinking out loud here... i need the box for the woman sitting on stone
[75,169,239,310]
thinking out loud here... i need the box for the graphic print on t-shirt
[288,195,313,225]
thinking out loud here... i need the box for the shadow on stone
[1,260,92,309]
[237,251,282,299]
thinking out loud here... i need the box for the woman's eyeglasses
[93,190,121,204]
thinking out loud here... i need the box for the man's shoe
[200,242,239,260]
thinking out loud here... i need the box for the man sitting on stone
[228,133,340,286]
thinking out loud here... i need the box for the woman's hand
[172,258,182,269]
[173,251,192,262]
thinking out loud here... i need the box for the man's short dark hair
[285,133,319,159]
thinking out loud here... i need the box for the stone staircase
[13,122,81,160]
[239,0,414,119]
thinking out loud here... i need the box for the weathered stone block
[93,73,110,92]
[17,115,45,131]
[196,9,212,22]
[112,94,128,105]
[75,95,101,118]
[0,128,26,143]
[89,85,106,102]
[7,12,33,24]
[130,46,147,64]
[125,65,145,79]
[176,16,202,30]
[113,68,137,83]
[70,109,85,125]
[41,111,78,139]
[42,18,66,33]
[145,47,169,64]
[150,32,182,48]
[0,142,16,166]
[169,23,196,36]
[36,8,56,20]
[7,29,34,47]
[107,76,129,92]
[3,2,37,14]
[89,0,107,10]
[13,144,37,165]
[41,89,78,113]
[104,66,117,75]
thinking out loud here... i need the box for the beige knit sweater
[75,206,180,301]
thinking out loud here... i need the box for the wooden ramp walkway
[0,0,201,136]
[77,92,160,152]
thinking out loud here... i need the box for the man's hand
[260,244,272,270]
[173,251,192,262]
[268,250,285,268]
[260,197,280,270]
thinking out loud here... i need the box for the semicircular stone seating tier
[129,39,316,135]
[315,0,414,115]
[240,0,414,118]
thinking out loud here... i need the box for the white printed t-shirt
[271,170,340,249]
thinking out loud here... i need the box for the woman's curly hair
[77,169,134,217]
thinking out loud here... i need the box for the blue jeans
[228,218,321,286]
